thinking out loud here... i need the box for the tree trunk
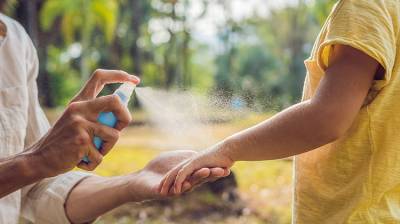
[287,1,307,101]
[80,0,91,82]
[15,0,55,107]
[130,0,143,76]
[181,30,191,88]
[164,2,178,89]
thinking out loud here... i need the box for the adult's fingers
[77,144,103,171]
[212,167,231,179]
[83,95,132,130]
[90,122,120,156]
[113,107,132,131]
[209,167,225,178]
[223,168,231,177]
[72,69,140,102]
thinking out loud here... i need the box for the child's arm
[160,45,381,195]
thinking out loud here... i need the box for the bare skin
[65,150,230,223]
[0,20,5,38]
[159,44,381,195]
[0,69,139,198]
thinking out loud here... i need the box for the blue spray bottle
[82,82,136,163]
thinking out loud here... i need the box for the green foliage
[313,0,338,25]
[46,45,81,106]
[40,0,118,81]
[0,0,17,15]
[15,0,334,110]
[213,1,321,109]
[40,0,117,43]
[190,45,215,91]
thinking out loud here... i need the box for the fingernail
[129,75,141,84]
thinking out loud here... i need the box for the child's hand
[159,144,234,195]
[124,150,230,202]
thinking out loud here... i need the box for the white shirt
[0,13,91,224]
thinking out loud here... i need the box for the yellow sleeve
[317,0,397,91]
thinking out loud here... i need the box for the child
[160,0,400,223]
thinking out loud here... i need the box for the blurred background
[2,0,335,223]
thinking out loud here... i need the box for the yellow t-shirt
[294,0,400,223]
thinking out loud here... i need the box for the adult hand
[159,143,234,196]
[28,69,140,177]
[125,150,230,202]
[64,150,227,223]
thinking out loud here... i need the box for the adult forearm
[65,174,135,224]
[0,151,46,198]
[222,100,340,161]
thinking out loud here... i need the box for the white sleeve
[21,172,93,224]
[20,29,94,224]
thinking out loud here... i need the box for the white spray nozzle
[114,82,136,105]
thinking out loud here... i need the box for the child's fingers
[188,167,222,186]
[179,168,231,194]
[186,168,211,187]
[199,167,227,184]
[189,168,210,183]
[159,165,183,196]
[174,164,196,194]
[205,168,225,182]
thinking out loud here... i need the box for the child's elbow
[309,102,353,144]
